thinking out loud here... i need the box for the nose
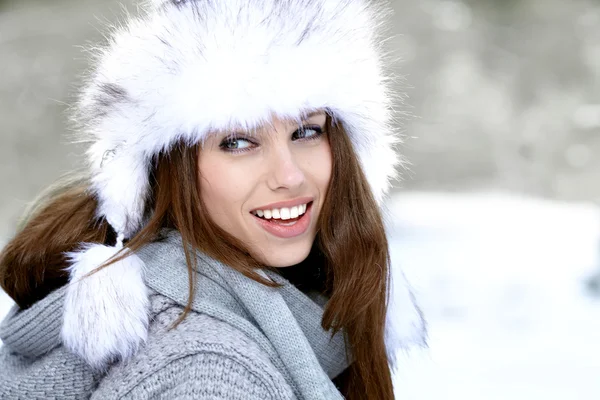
[266,145,305,191]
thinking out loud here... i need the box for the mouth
[251,201,314,238]
[251,200,312,221]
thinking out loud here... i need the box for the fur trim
[62,244,149,371]
[74,0,401,236]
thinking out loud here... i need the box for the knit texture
[91,292,299,399]
[0,284,101,400]
[0,231,350,399]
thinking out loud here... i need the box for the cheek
[307,140,333,192]
[197,157,248,225]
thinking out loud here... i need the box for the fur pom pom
[62,244,149,371]
[384,259,428,371]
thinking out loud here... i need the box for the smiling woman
[199,112,332,267]
[0,0,427,399]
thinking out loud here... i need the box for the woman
[0,0,427,399]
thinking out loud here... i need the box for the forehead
[260,110,327,130]
[207,110,328,138]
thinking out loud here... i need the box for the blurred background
[0,0,599,398]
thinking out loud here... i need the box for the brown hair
[0,117,395,399]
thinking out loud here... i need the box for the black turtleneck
[275,246,327,294]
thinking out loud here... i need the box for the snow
[1,191,599,398]
[387,192,600,399]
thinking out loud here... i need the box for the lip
[251,196,314,212]
[252,202,313,239]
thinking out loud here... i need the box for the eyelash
[219,125,325,154]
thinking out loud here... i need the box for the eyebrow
[304,110,324,119]
[299,110,327,123]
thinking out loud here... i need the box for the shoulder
[92,292,296,400]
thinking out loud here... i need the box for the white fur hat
[63,0,409,370]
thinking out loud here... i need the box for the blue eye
[219,137,254,151]
[293,126,324,140]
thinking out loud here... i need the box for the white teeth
[290,206,299,219]
[298,205,306,215]
[254,202,310,220]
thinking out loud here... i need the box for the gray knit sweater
[0,232,350,399]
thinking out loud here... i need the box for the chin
[257,244,312,268]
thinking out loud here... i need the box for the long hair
[0,117,395,399]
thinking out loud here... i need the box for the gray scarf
[137,231,350,398]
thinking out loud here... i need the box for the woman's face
[198,111,332,267]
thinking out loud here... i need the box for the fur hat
[63,0,419,371]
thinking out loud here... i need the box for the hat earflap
[61,233,149,371]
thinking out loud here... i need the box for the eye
[219,136,255,152]
[292,125,324,141]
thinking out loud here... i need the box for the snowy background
[1,0,600,398]
[387,192,600,399]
